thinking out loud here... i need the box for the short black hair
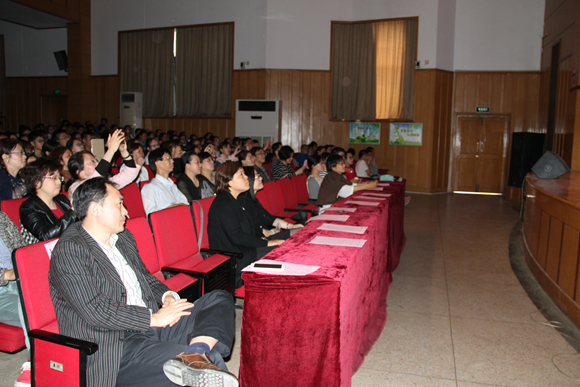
[148,148,169,174]
[68,150,92,180]
[28,130,45,143]
[278,145,294,160]
[72,177,112,221]
[331,147,345,155]
[358,149,368,159]
[326,154,344,172]
[42,139,61,156]
[52,129,68,140]
[20,159,60,194]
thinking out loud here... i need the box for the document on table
[368,187,384,191]
[360,193,391,198]
[378,183,390,187]
[309,236,367,248]
[325,207,357,212]
[307,214,350,222]
[356,196,386,201]
[317,223,368,234]
[242,259,320,276]
[345,200,380,206]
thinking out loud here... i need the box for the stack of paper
[356,196,386,201]
[361,193,392,198]
[242,259,320,275]
[317,223,368,234]
[378,183,390,187]
[307,214,350,222]
[325,207,357,212]
[368,187,384,191]
[345,200,380,206]
[309,236,367,248]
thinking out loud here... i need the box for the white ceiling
[0,0,70,29]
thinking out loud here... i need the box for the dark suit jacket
[49,222,169,387]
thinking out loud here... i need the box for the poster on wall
[349,123,380,144]
[389,123,423,146]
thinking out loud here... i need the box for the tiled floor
[2,193,580,387]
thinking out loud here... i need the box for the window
[330,18,417,121]
[119,23,233,118]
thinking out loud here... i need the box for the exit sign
[476,106,490,113]
[53,89,62,95]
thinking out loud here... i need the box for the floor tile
[387,274,449,316]
[352,369,457,387]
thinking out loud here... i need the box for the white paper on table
[309,236,367,248]
[242,259,320,276]
[345,200,380,206]
[325,207,357,212]
[367,187,384,191]
[355,196,386,201]
[317,223,368,234]
[378,183,390,186]
[360,193,392,198]
[307,214,350,222]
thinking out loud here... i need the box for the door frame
[449,113,511,193]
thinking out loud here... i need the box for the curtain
[175,23,232,117]
[374,19,416,120]
[331,23,376,121]
[0,37,5,117]
[330,18,416,121]
[120,29,174,117]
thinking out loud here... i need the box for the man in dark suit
[49,177,237,387]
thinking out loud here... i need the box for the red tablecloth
[239,182,406,387]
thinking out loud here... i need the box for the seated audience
[67,137,86,154]
[67,129,140,197]
[367,147,379,176]
[0,139,28,203]
[272,145,305,180]
[208,162,285,287]
[238,150,255,167]
[48,146,73,183]
[251,147,273,182]
[52,129,70,147]
[28,130,45,159]
[119,143,148,184]
[296,144,310,166]
[49,177,237,387]
[355,149,372,178]
[198,152,217,198]
[42,139,60,158]
[318,152,330,178]
[317,154,378,206]
[176,152,202,202]
[141,148,188,215]
[307,155,325,201]
[19,160,76,243]
[216,142,239,164]
[344,149,357,181]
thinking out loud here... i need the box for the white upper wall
[0,20,67,76]
[436,0,456,71]
[453,0,544,71]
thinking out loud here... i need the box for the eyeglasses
[255,151,265,156]
[161,156,172,161]
[59,135,71,140]
[9,151,26,156]
[73,142,85,148]
[84,158,99,167]
[337,161,345,165]
[43,174,64,182]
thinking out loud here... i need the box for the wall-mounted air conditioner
[120,92,143,130]
[235,100,281,144]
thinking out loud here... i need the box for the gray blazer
[49,222,169,387]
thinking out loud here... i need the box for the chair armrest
[162,267,211,279]
[29,329,98,355]
[284,207,317,213]
[200,248,243,259]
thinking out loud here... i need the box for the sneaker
[14,362,30,387]
[163,352,238,387]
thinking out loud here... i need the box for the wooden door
[453,116,508,193]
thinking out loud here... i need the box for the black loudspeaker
[53,50,68,71]
[531,150,570,179]
[508,132,545,187]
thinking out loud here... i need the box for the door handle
[480,141,484,153]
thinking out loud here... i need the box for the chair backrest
[291,174,310,204]
[191,197,215,250]
[255,188,272,213]
[119,183,146,219]
[125,217,163,281]
[149,205,201,267]
[110,166,119,175]
[276,178,298,208]
[143,165,154,179]
[1,198,26,231]
[13,239,59,333]
[263,181,284,214]
[264,162,272,175]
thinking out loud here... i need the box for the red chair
[119,183,146,219]
[125,217,200,300]
[291,174,311,205]
[0,322,26,353]
[262,181,299,222]
[110,167,119,175]
[1,198,26,231]
[275,178,319,214]
[13,239,98,386]
[264,162,272,176]
[255,187,295,224]
[143,165,154,179]
[148,205,234,296]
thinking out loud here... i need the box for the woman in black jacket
[19,159,76,243]
[207,162,286,287]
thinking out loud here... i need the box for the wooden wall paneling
[537,211,552,269]
[558,224,580,299]
[532,206,543,258]
[546,217,563,280]
[430,70,453,191]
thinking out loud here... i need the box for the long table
[239,181,406,387]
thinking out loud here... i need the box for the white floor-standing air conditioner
[120,92,143,130]
[235,100,280,144]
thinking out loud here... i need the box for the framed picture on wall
[349,123,380,144]
[389,123,423,146]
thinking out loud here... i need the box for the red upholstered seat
[0,322,25,353]
[143,165,154,179]
[262,181,298,221]
[119,183,147,219]
[192,197,215,249]
[1,198,26,231]
[291,174,310,205]
[125,217,199,299]
[149,205,233,295]
[14,238,98,385]
[255,185,295,224]
[275,178,319,213]
[264,162,272,176]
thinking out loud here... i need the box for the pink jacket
[68,165,141,198]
